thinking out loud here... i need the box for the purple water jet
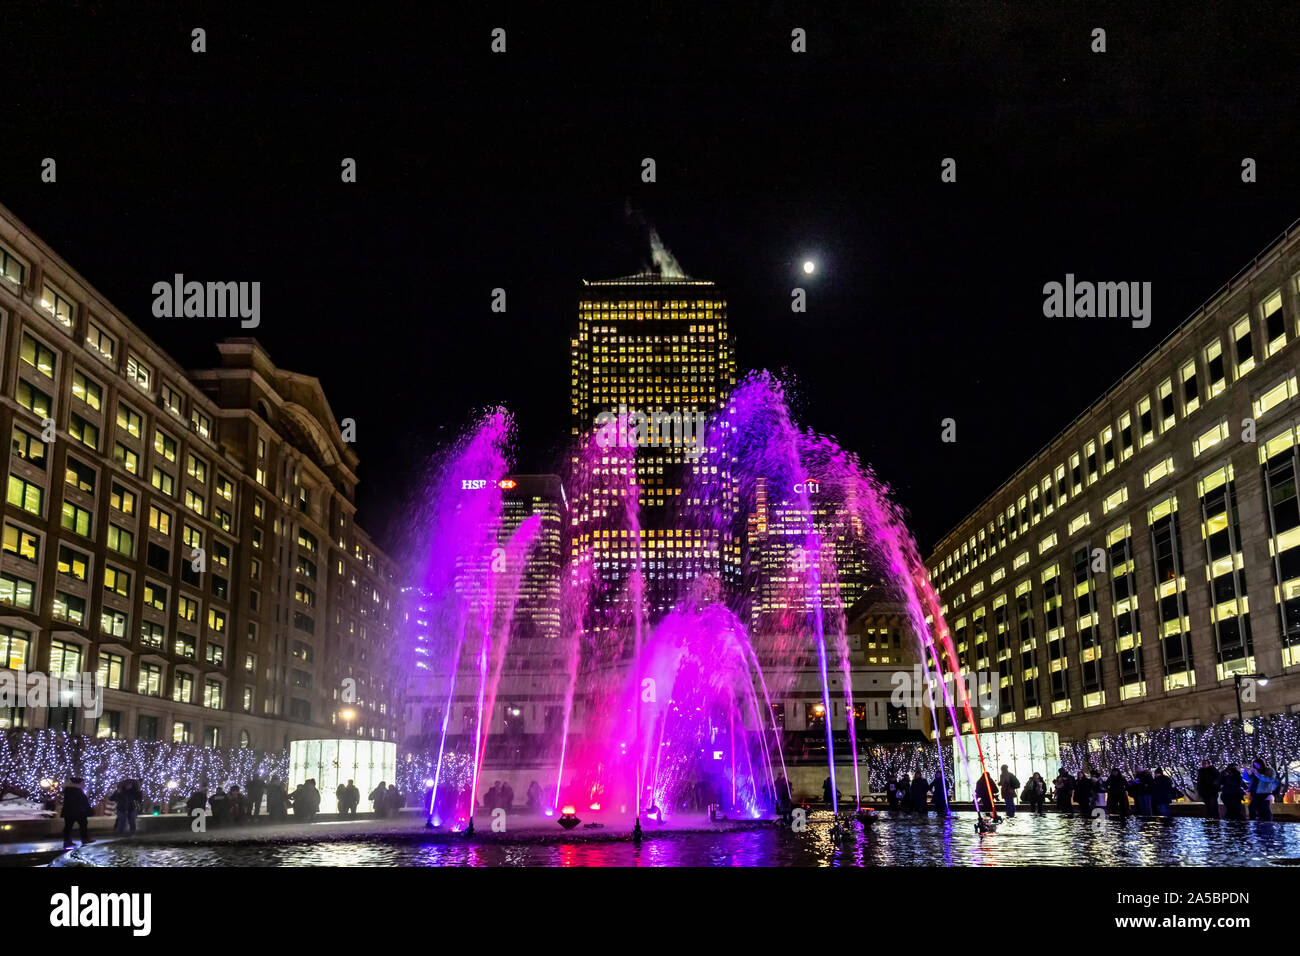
[405,374,991,830]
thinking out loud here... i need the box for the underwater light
[589,802,601,811]
[558,806,581,830]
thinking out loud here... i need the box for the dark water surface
[57,811,1300,867]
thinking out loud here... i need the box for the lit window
[1232,316,1255,378]
[1143,456,1174,488]
[126,353,152,392]
[39,281,75,328]
[1157,379,1175,431]
[1204,340,1226,399]
[1180,359,1200,415]
[1253,375,1298,419]
[116,403,142,437]
[85,322,116,363]
[20,332,56,378]
[162,383,184,418]
[72,370,102,410]
[1192,420,1230,457]
[1263,291,1285,357]
[191,408,212,440]
[0,243,27,287]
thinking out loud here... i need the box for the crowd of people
[872,755,1286,822]
[873,770,951,815]
[367,781,406,817]
[1193,758,1283,820]
[183,775,311,823]
[50,773,416,844]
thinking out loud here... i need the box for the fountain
[403,374,992,835]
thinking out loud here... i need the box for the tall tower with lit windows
[568,269,738,628]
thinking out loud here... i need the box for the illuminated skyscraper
[499,475,564,644]
[745,477,872,636]
[568,269,738,627]
[403,474,566,747]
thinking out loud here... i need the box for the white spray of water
[648,228,686,278]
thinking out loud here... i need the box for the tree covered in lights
[0,730,287,810]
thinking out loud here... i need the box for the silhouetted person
[1219,764,1246,820]
[344,779,360,816]
[500,781,513,810]
[109,778,142,835]
[1022,773,1047,814]
[209,787,230,824]
[930,774,949,815]
[999,764,1020,818]
[370,780,388,818]
[1053,769,1074,813]
[1248,760,1277,821]
[246,775,265,817]
[774,776,794,819]
[1150,768,1177,818]
[1129,770,1153,817]
[266,777,288,821]
[1105,770,1129,818]
[1196,760,1220,819]
[974,771,997,816]
[228,785,245,824]
[910,773,930,814]
[186,788,209,818]
[526,780,543,814]
[60,776,93,849]
[291,779,320,821]
[824,775,837,806]
[1073,771,1095,816]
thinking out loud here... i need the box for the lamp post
[1232,673,1269,759]
[340,708,356,736]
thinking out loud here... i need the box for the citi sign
[793,479,820,495]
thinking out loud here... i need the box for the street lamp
[1232,673,1269,757]
[340,708,356,736]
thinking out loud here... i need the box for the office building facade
[568,271,739,628]
[927,222,1300,740]
[0,202,402,752]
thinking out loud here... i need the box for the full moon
[802,260,815,274]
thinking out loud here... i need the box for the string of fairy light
[0,730,286,808]
[861,713,1300,794]
[5,713,1298,807]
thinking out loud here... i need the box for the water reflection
[63,812,1300,867]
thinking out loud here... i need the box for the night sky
[3,2,1298,559]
